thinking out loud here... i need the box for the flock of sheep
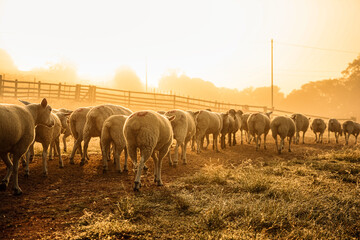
[0,99,359,195]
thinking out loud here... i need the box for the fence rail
[0,75,355,121]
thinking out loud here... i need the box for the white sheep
[247,112,272,150]
[21,112,63,177]
[53,108,73,152]
[81,104,132,165]
[327,118,342,144]
[240,113,251,144]
[342,120,360,145]
[165,109,196,166]
[101,114,128,173]
[310,118,327,143]
[290,113,310,144]
[0,98,53,195]
[270,116,295,154]
[194,110,223,153]
[220,112,230,149]
[186,110,197,151]
[123,110,175,191]
[228,109,243,146]
[68,107,93,164]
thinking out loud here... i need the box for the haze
[0,0,360,94]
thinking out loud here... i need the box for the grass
[51,146,360,239]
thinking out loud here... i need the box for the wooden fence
[0,75,355,121]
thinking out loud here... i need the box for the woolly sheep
[290,113,310,144]
[270,116,295,154]
[186,110,197,151]
[220,113,230,149]
[123,110,175,191]
[165,109,196,166]
[101,114,128,173]
[22,112,63,177]
[68,107,92,164]
[228,109,243,146]
[247,112,272,150]
[240,113,251,144]
[0,98,53,195]
[53,108,73,152]
[327,118,342,144]
[81,104,132,165]
[194,110,223,153]
[342,120,360,145]
[310,118,327,143]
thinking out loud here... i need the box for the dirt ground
[0,134,352,239]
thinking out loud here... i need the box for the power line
[275,41,360,54]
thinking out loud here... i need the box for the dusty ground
[0,134,352,239]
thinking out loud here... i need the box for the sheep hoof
[29,155,34,163]
[0,182,7,191]
[182,162,187,165]
[288,149,292,152]
[24,173,29,178]
[157,181,164,186]
[13,188,23,196]
[133,182,141,191]
[117,170,122,174]
[80,160,86,166]
[43,172,48,177]
[278,150,281,154]
[103,168,107,174]
[123,168,128,173]
[59,165,64,169]
[48,158,53,161]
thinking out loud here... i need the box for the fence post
[58,83,62,99]
[38,81,41,99]
[14,79,18,99]
[128,91,131,107]
[92,85,96,103]
[187,96,189,109]
[263,106,268,113]
[0,75,3,99]
[75,84,81,101]
[173,94,176,109]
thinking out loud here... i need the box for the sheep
[228,109,243,146]
[290,113,310,144]
[53,108,73,152]
[327,118,342,144]
[81,104,132,165]
[186,110,197,151]
[220,113,230,149]
[240,113,251,144]
[101,114,128,173]
[247,112,272,150]
[310,118,327,143]
[342,120,360,145]
[270,116,295,154]
[0,98,53,195]
[123,110,175,191]
[21,112,63,177]
[194,110,223,153]
[165,109,196,167]
[68,107,93,164]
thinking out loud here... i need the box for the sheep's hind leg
[134,147,152,191]
[0,153,12,191]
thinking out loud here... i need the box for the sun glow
[0,0,359,93]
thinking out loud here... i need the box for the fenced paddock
[0,75,355,121]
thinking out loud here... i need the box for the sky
[0,0,359,94]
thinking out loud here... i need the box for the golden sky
[0,0,359,94]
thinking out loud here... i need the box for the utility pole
[271,39,274,110]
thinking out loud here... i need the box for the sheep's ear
[167,115,176,122]
[40,98,48,108]
[19,99,31,105]
[52,108,59,113]
[237,110,243,115]
[194,111,200,116]
[206,108,212,112]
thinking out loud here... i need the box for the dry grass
[50,146,360,240]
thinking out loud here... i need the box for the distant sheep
[290,113,310,144]
[220,113,230,149]
[247,112,272,150]
[240,113,251,144]
[310,118,327,143]
[342,120,360,145]
[68,107,93,164]
[186,110,197,151]
[165,109,196,166]
[327,118,342,144]
[81,104,132,165]
[228,109,243,146]
[101,115,128,173]
[22,112,63,177]
[0,98,53,195]
[270,116,295,154]
[123,110,175,191]
[53,108,73,152]
[194,110,223,153]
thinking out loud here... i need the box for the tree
[112,67,144,92]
